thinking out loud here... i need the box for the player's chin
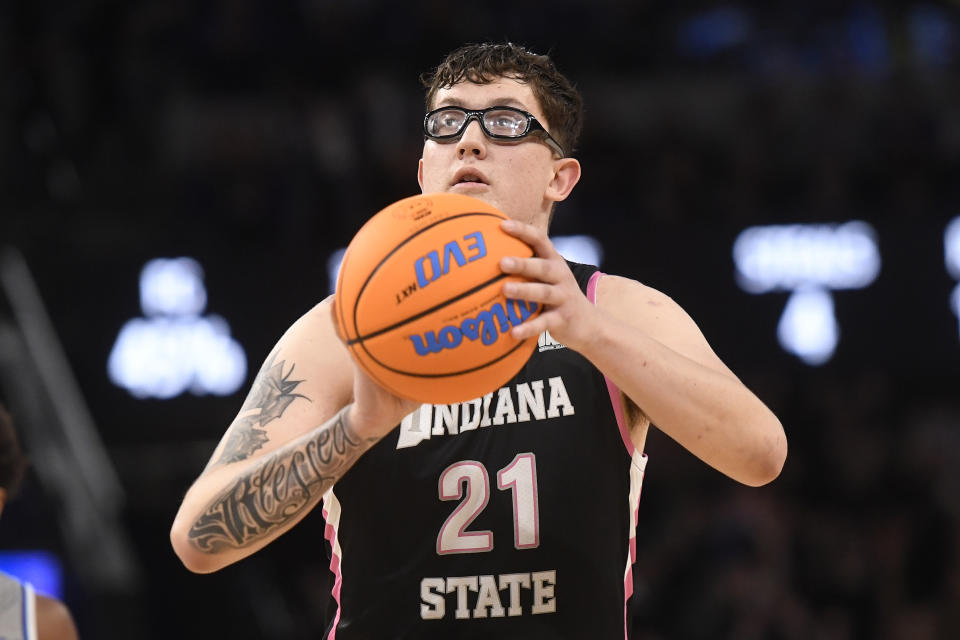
[449,185,498,209]
[449,182,491,195]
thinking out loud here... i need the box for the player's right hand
[329,300,419,440]
[347,361,420,441]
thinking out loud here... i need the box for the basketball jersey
[322,262,648,639]
[0,571,36,640]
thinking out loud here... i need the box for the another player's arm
[500,220,786,487]
[35,594,79,640]
[170,298,405,573]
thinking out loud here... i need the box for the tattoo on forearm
[189,408,377,553]
[215,349,309,466]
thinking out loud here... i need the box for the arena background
[2,1,959,638]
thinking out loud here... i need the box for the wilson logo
[410,299,538,356]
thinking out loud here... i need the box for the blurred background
[2,0,960,638]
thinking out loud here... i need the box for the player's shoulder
[283,296,339,339]
[269,296,353,404]
[596,273,683,314]
[595,273,718,360]
[274,297,351,371]
[302,295,336,323]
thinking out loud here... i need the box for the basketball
[333,193,541,404]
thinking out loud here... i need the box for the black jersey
[322,262,648,639]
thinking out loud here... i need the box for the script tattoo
[189,409,376,553]
[215,350,309,466]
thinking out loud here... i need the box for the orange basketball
[334,193,541,404]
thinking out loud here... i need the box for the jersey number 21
[436,453,540,554]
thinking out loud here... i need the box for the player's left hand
[498,219,600,353]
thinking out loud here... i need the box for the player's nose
[457,120,487,159]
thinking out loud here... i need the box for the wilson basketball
[334,193,541,404]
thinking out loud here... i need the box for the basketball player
[171,43,786,638]
[0,404,79,640]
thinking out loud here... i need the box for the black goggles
[423,105,565,158]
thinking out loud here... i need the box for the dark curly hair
[421,42,584,156]
[0,403,28,500]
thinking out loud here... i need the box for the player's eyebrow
[433,97,529,111]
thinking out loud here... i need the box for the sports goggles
[423,105,564,158]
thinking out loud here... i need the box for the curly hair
[0,403,28,500]
[421,42,584,156]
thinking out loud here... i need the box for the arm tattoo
[214,349,309,466]
[189,407,377,553]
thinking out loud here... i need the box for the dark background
[2,1,960,638]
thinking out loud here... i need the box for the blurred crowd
[630,370,960,639]
[4,2,959,243]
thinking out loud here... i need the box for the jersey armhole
[586,271,635,456]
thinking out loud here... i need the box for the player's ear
[545,157,581,203]
[417,158,425,192]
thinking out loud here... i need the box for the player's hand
[348,361,421,440]
[498,219,600,353]
[329,301,420,440]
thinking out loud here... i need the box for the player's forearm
[170,404,381,573]
[581,316,786,486]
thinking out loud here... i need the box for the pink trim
[585,270,635,456]
[588,270,648,637]
[322,504,343,639]
[585,270,602,305]
[628,487,642,560]
[623,464,645,639]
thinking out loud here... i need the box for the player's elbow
[743,419,787,487]
[170,517,222,574]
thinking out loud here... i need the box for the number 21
[437,453,540,555]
